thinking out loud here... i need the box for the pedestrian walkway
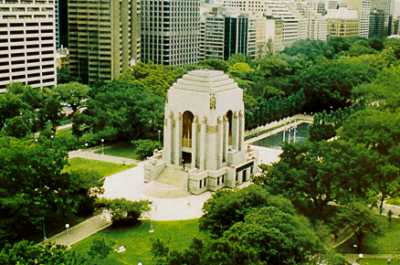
[45,213,112,247]
[68,150,138,165]
[344,253,400,265]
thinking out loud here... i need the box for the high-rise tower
[68,0,141,83]
[141,0,200,65]
[0,0,57,90]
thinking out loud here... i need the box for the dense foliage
[95,198,151,226]
[153,186,324,265]
[0,137,103,246]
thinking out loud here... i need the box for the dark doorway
[182,151,192,166]
[242,170,247,182]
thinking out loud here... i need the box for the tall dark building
[56,0,68,48]
[369,8,386,38]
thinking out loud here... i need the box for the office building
[224,0,306,48]
[326,7,359,36]
[369,8,386,37]
[68,0,141,83]
[141,0,200,65]
[295,0,327,40]
[56,0,67,48]
[200,6,256,60]
[0,0,57,90]
[345,0,371,38]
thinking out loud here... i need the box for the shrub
[132,139,161,159]
[95,198,151,226]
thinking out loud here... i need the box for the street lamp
[85,142,88,149]
[101,138,104,155]
[42,217,47,240]
[158,130,161,145]
[65,223,70,235]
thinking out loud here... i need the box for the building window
[199,180,202,189]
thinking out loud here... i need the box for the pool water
[253,123,310,149]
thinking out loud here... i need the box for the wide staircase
[144,166,190,198]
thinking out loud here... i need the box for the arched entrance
[226,110,233,146]
[182,111,194,165]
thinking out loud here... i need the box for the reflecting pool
[252,123,310,149]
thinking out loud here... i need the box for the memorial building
[144,70,256,194]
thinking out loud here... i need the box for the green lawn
[95,142,140,160]
[339,217,400,254]
[73,219,201,265]
[387,197,400,206]
[65,158,134,178]
[56,127,73,138]
[360,258,400,265]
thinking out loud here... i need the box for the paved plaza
[101,163,212,221]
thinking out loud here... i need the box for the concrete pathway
[68,150,138,165]
[45,213,112,247]
[101,163,212,221]
[56,123,72,131]
[344,253,399,265]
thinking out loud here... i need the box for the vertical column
[217,117,223,168]
[239,111,245,151]
[163,114,172,164]
[191,117,198,169]
[174,112,182,166]
[233,112,240,151]
[199,117,207,171]
[223,116,229,162]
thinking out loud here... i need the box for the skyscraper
[369,8,386,37]
[56,0,68,49]
[200,7,256,60]
[141,0,201,65]
[0,0,57,90]
[68,0,141,84]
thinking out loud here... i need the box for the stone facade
[144,70,256,195]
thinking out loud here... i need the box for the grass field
[73,220,201,265]
[65,158,134,178]
[339,217,400,254]
[387,197,400,206]
[360,258,400,265]
[95,142,140,160]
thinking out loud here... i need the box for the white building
[345,0,371,38]
[145,70,256,195]
[295,0,328,40]
[141,0,201,66]
[224,0,306,48]
[0,0,57,90]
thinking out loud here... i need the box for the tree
[199,185,295,237]
[132,139,161,159]
[333,202,382,252]
[263,140,378,216]
[75,80,164,141]
[54,82,90,118]
[0,239,113,265]
[95,198,151,226]
[154,206,322,265]
[340,109,400,212]
[283,39,334,61]
[292,60,376,112]
[0,137,103,246]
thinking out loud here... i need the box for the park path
[45,213,112,247]
[344,253,400,265]
[68,149,138,165]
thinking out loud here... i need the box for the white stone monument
[144,70,256,195]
